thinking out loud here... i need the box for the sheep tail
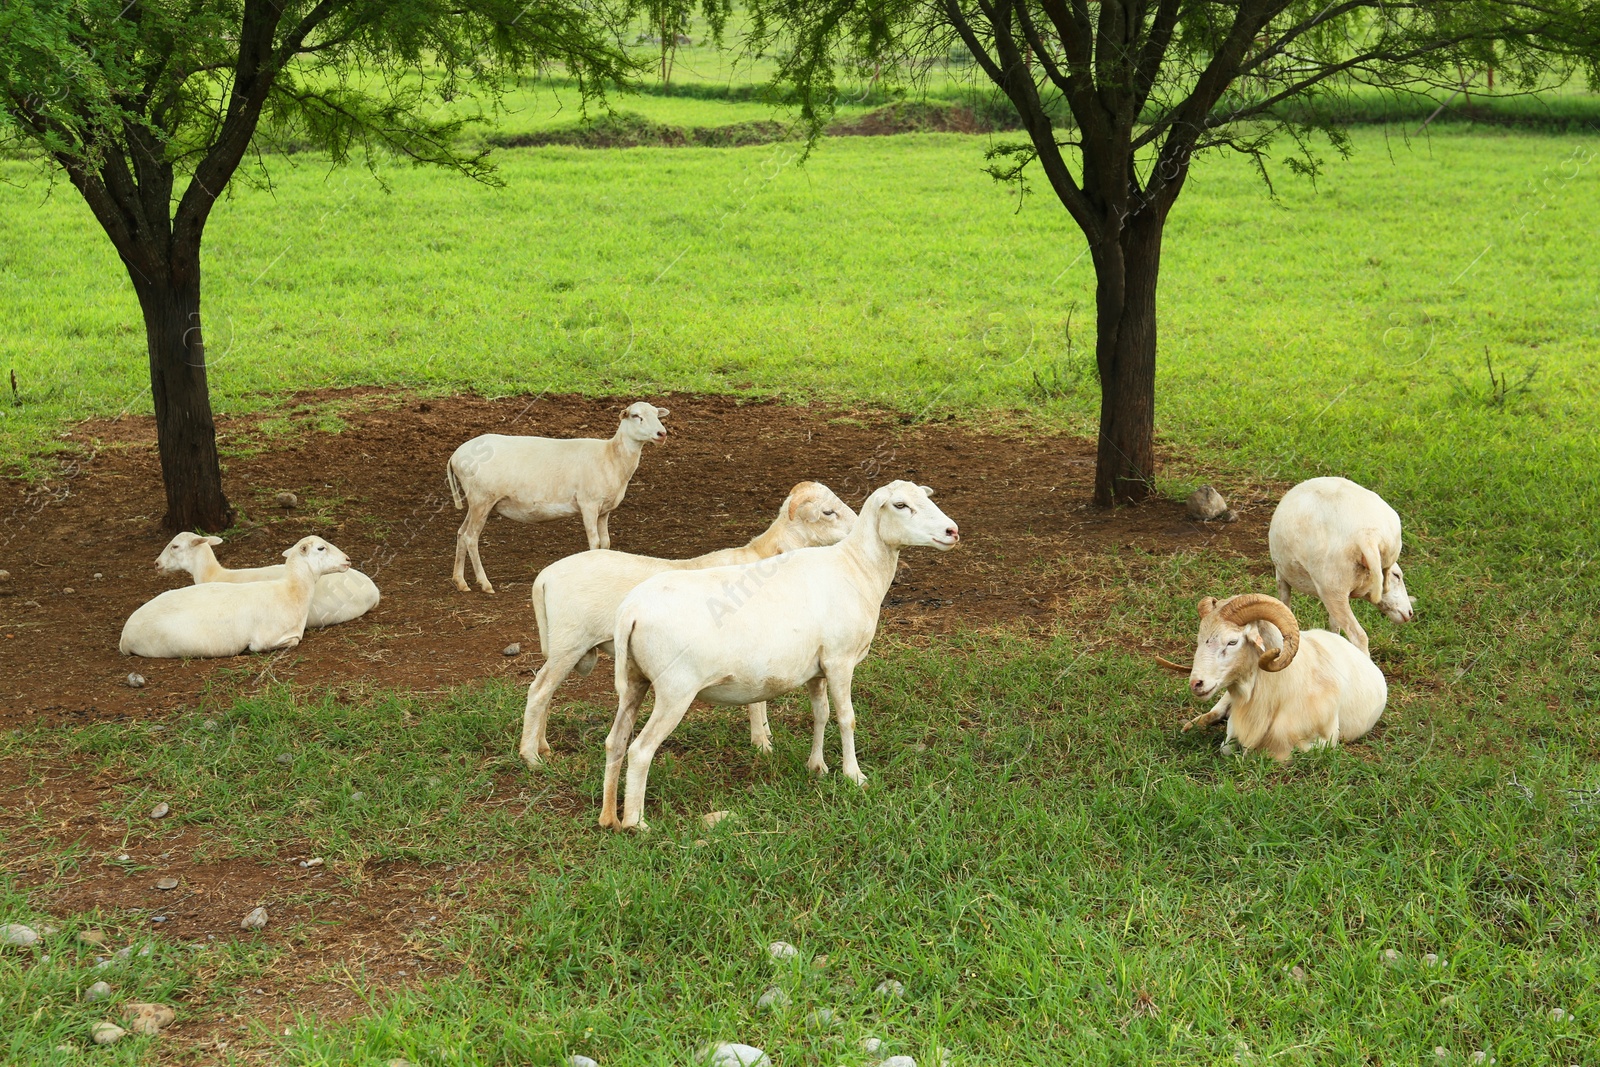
[614,610,639,697]
[532,576,550,660]
[446,458,464,510]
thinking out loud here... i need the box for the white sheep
[446,402,669,594]
[154,532,380,627]
[120,536,351,658]
[599,481,960,831]
[1158,593,1386,760]
[1268,476,1415,654]
[519,481,857,767]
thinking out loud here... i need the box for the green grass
[4,76,1600,1064]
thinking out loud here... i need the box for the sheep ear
[655,407,669,418]
[282,547,294,560]
[1245,626,1266,652]
[919,485,935,496]
[788,494,799,520]
[1197,596,1217,617]
[205,536,224,547]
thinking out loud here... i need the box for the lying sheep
[446,402,669,594]
[155,532,380,627]
[519,482,857,766]
[1268,476,1415,654]
[1159,593,1386,760]
[120,536,351,658]
[599,481,959,831]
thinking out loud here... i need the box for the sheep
[120,536,351,658]
[599,480,960,831]
[519,481,857,767]
[1268,476,1415,654]
[1157,593,1386,760]
[446,402,669,594]
[155,532,380,627]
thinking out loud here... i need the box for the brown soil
[0,389,1275,730]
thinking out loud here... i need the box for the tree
[0,1,635,531]
[628,0,731,83]
[746,0,1597,505]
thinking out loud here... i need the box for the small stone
[860,1037,884,1054]
[388,1060,414,1067]
[154,877,179,891]
[811,954,829,970]
[756,986,790,1010]
[94,573,102,579]
[91,1022,127,1046]
[703,810,732,830]
[23,599,40,608]
[692,839,709,847]
[704,1044,771,1067]
[426,776,442,787]
[1434,1049,1448,1060]
[1471,1053,1494,1065]
[767,940,800,961]
[0,923,38,947]
[879,1057,918,1067]
[201,719,218,731]
[1383,948,1401,963]
[79,930,106,945]
[38,924,58,936]
[138,944,152,956]
[85,981,113,1002]
[567,1057,599,1067]
[64,587,75,594]
[115,854,129,862]
[1551,1007,1569,1021]
[126,673,146,689]
[275,752,294,765]
[502,643,521,656]
[875,978,905,997]
[1187,484,1234,522]
[1423,952,1441,967]
[350,791,365,802]
[1289,965,1305,982]
[806,1007,838,1028]
[55,1045,76,1053]
[123,1001,176,1035]
[299,857,324,868]
[275,491,299,508]
[114,947,132,959]
[240,907,268,931]
[0,569,8,580]
[150,802,170,819]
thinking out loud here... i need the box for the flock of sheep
[117,401,1418,829]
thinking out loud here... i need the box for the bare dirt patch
[0,389,1274,730]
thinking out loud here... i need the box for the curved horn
[1217,594,1300,672]
[1154,655,1192,673]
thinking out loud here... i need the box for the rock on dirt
[502,643,521,656]
[702,1044,771,1067]
[1,923,39,947]
[756,987,789,1010]
[1187,485,1236,522]
[275,491,299,508]
[702,810,732,830]
[240,907,269,931]
[123,1002,176,1035]
[154,877,178,891]
[90,1021,127,1046]
[149,802,169,819]
[126,673,146,689]
[875,978,905,997]
[79,930,105,945]
[84,981,113,1002]
[766,941,800,961]
[860,1036,884,1054]
[879,1057,918,1067]
[568,1056,600,1067]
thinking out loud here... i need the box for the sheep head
[1185,593,1301,700]
[1378,562,1416,623]
[782,482,857,547]
[155,532,222,574]
[281,536,351,576]
[864,481,960,551]
[619,402,670,444]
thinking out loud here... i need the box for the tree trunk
[1091,208,1166,507]
[131,245,233,533]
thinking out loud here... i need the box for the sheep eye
[822,509,835,516]
[893,502,909,510]
[1226,638,1239,648]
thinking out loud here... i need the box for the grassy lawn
[3,68,1600,1066]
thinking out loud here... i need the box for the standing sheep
[519,481,857,766]
[155,532,380,627]
[446,402,669,593]
[1268,476,1416,654]
[600,481,960,831]
[120,536,351,658]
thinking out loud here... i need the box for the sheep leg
[1276,574,1293,607]
[1318,586,1369,654]
[804,678,831,775]
[747,701,773,753]
[824,667,866,787]
[600,672,648,830]
[596,510,613,551]
[520,647,588,767]
[1183,692,1231,733]
[455,499,497,594]
[579,503,605,551]
[620,689,694,831]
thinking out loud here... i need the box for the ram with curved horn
[1158,593,1386,761]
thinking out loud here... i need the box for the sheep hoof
[479,584,496,595]
[453,579,470,592]
[848,772,868,789]
[520,748,544,768]
[807,759,828,776]
[753,736,773,754]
